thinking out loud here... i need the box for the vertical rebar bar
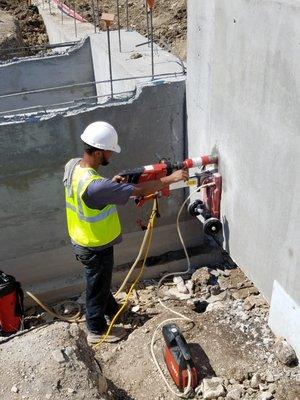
[48,0,52,14]
[61,1,64,24]
[96,0,100,32]
[107,26,114,99]
[116,0,122,52]
[126,0,129,31]
[91,0,96,33]
[150,8,154,79]
[74,1,77,38]
[145,0,150,42]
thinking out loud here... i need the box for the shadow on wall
[222,215,230,254]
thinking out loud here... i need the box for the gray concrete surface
[0,80,223,301]
[187,0,300,355]
[36,0,184,101]
[0,38,96,113]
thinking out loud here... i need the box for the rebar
[150,8,154,79]
[0,71,183,100]
[116,0,122,52]
[107,26,114,99]
[48,0,52,14]
[145,0,150,42]
[61,1,64,24]
[74,1,77,38]
[91,0,97,33]
[126,0,129,31]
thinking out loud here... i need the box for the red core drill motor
[188,168,222,236]
[119,155,218,206]
[162,323,198,392]
[0,271,24,335]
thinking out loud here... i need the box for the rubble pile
[1,266,299,399]
[0,0,48,59]
[0,322,108,400]
[96,266,299,400]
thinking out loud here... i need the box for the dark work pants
[73,245,119,334]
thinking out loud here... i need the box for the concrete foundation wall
[0,38,96,113]
[187,0,300,354]
[0,80,219,300]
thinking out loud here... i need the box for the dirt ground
[2,266,298,400]
[94,268,300,400]
[0,0,48,55]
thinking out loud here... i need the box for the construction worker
[63,121,188,344]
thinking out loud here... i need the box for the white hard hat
[81,121,121,153]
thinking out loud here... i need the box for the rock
[11,385,19,393]
[67,388,76,394]
[192,267,213,292]
[45,394,52,399]
[232,287,259,300]
[208,290,229,303]
[226,388,242,400]
[259,391,273,400]
[259,383,269,391]
[265,371,275,383]
[210,270,220,277]
[243,294,268,310]
[166,288,191,300]
[173,276,184,285]
[177,282,189,294]
[268,383,277,394]
[206,301,226,312]
[52,349,66,364]
[64,347,75,358]
[210,284,221,295]
[185,279,194,295]
[250,373,261,389]
[274,338,298,366]
[202,377,225,399]
[131,305,140,313]
[98,374,108,394]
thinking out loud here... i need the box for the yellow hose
[25,291,84,323]
[25,198,158,337]
[93,198,158,348]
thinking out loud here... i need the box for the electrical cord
[150,183,213,398]
[93,198,159,348]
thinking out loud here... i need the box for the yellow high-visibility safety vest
[65,165,121,247]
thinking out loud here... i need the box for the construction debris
[0,266,299,400]
[0,322,108,400]
[0,0,48,59]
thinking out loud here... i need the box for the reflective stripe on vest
[65,164,121,247]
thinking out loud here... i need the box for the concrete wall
[0,79,220,301]
[0,38,96,113]
[187,0,300,355]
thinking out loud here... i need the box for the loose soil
[0,0,48,58]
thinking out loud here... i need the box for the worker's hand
[112,175,126,183]
[169,169,189,183]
